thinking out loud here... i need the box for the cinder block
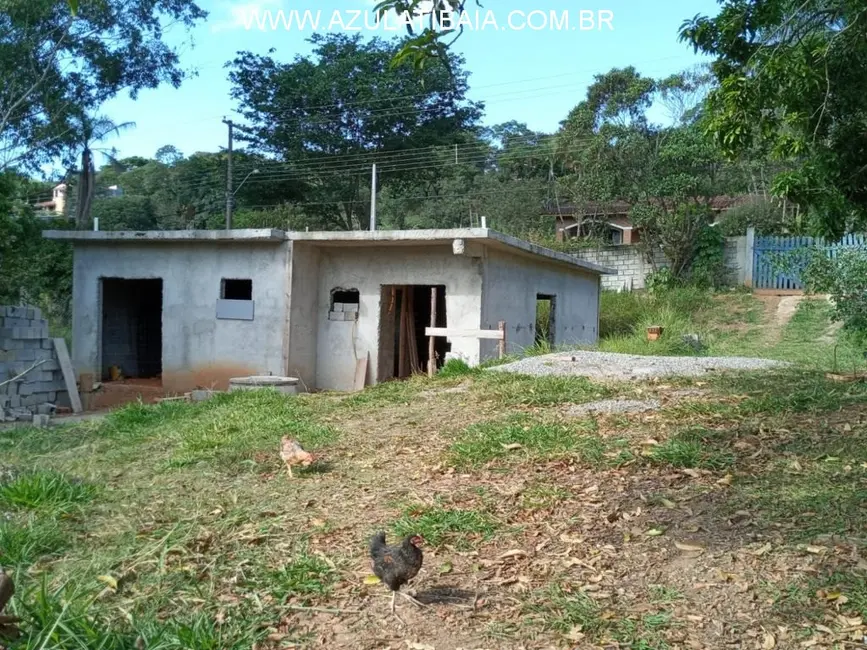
[9,395,21,408]
[2,318,28,328]
[14,348,37,362]
[21,339,42,349]
[41,360,60,372]
[32,414,51,427]
[191,389,216,402]
[36,403,55,415]
[7,307,27,319]
[328,311,341,321]
[0,328,13,339]
[0,307,6,317]
[23,393,52,407]
[47,391,57,402]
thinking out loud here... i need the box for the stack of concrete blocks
[0,306,69,422]
[328,301,359,322]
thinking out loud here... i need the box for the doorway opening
[535,294,556,348]
[101,278,163,382]
[378,285,448,381]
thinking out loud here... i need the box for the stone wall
[572,237,748,291]
[0,306,69,422]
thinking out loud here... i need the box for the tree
[229,33,482,230]
[557,68,746,281]
[68,115,135,229]
[0,0,206,172]
[373,0,483,68]
[680,0,867,238]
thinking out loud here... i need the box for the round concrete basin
[229,376,299,395]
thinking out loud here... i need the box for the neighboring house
[42,228,613,394]
[548,197,745,245]
[33,183,68,218]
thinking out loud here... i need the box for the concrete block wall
[572,245,668,291]
[0,306,69,422]
[572,236,748,291]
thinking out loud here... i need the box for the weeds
[0,470,97,513]
[647,428,735,470]
[474,372,609,407]
[0,516,67,566]
[391,504,499,548]
[270,549,338,603]
[449,416,602,468]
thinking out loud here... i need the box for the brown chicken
[369,531,425,618]
[279,437,314,477]
[0,573,20,642]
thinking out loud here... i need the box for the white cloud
[209,0,284,33]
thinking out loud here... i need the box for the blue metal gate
[753,233,866,290]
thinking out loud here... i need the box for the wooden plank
[353,352,368,391]
[398,287,408,378]
[53,338,83,414]
[425,327,505,340]
[428,286,437,377]
[498,321,506,359]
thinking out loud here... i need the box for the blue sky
[100,0,721,160]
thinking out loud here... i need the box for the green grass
[0,515,68,566]
[391,504,499,548]
[519,482,571,511]
[473,372,609,407]
[449,416,603,468]
[598,288,864,370]
[771,572,867,622]
[525,584,604,636]
[270,549,338,603]
[646,427,735,470]
[0,470,97,513]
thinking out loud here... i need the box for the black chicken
[369,531,425,616]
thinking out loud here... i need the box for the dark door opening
[535,294,556,348]
[378,285,448,381]
[101,278,163,381]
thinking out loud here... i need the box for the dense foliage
[681,0,867,238]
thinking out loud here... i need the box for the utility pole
[369,163,377,231]
[223,118,234,229]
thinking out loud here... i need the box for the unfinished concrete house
[43,228,612,394]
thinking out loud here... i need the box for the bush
[690,225,726,288]
[803,249,867,344]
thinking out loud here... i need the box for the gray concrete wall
[71,242,290,393]
[480,250,601,360]
[572,237,747,290]
[285,243,321,390]
[312,244,484,392]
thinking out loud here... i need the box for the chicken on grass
[369,532,425,618]
[279,437,315,477]
[0,572,20,641]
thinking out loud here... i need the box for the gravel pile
[490,350,788,381]
[567,399,660,416]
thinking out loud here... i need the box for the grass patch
[449,416,602,468]
[525,584,604,636]
[270,549,338,603]
[0,516,68,566]
[519,482,571,511]
[391,504,499,548]
[474,372,609,407]
[647,427,735,470]
[772,572,867,622]
[0,470,97,513]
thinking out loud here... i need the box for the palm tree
[72,115,135,229]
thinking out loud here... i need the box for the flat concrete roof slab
[42,227,615,275]
[41,229,288,243]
